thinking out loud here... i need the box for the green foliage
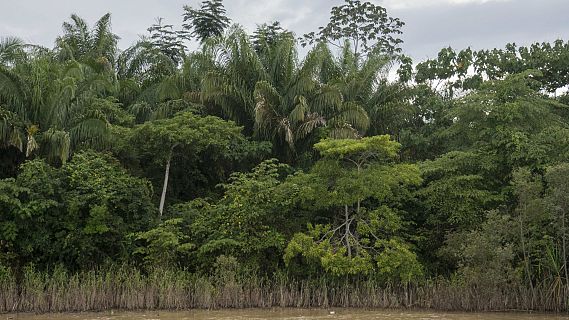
[2,3,569,299]
[133,218,194,268]
[178,159,298,272]
[0,178,55,266]
[183,0,231,43]
[0,37,26,66]
[443,211,517,288]
[58,151,156,268]
[147,18,186,64]
[127,111,249,203]
[0,152,156,269]
[437,72,569,176]
[0,160,60,267]
[510,164,569,285]
[301,0,404,57]
[253,41,370,161]
[56,13,119,69]
[314,135,399,159]
[201,27,266,132]
[131,111,242,161]
[414,41,569,94]
[284,225,375,276]
[375,239,423,283]
[0,49,120,164]
[251,22,291,52]
[285,136,422,280]
[418,151,501,229]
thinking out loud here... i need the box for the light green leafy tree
[284,136,423,281]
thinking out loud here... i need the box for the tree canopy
[1,0,569,302]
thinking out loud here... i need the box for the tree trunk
[158,154,171,218]
[518,213,534,297]
[356,163,361,215]
[345,205,351,258]
[159,144,178,218]
[563,208,568,285]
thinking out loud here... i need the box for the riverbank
[1,266,568,313]
[4,309,569,320]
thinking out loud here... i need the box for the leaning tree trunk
[345,205,352,258]
[159,144,178,218]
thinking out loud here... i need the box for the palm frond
[69,117,110,149]
[41,128,71,163]
[328,124,360,139]
[0,107,24,151]
[0,65,26,112]
[288,95,308,125]
[334,101,370,132]
[295,113,326,140]
[0,37,26,66]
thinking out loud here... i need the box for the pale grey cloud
[381,0,511,10]
[0,0,567,61]
[390,0,569,60]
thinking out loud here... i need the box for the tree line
[1,0,569,302]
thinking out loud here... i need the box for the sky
[1,0,568,61]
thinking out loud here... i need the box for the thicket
[2,0,569,312]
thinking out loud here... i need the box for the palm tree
[117,39,212,123]
[200,27,370,162]
[0,47,118,164]
[117,38,178,114]
[366,80,415,137]
[0,107,26,154]
[0,50,52,159]
[0,37,26,66]
[253,40,369,161]
[201,27,268,133]
[56,13,119,71]
[317,42,416,138]
[253,39,322,157]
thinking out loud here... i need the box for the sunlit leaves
[285,136,422,279]
[314,135,399,159]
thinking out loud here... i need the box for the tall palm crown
[200,27,371,162]
[0,14,123,164]
[56,13,119,71]
[201,27,268,133]
[254,41,371,160]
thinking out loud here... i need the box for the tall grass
[0,265,567,313]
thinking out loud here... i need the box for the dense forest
[2,0,569,312]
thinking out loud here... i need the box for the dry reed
[0,266,567,313]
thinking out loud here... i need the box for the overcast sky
[1,0,568,61]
